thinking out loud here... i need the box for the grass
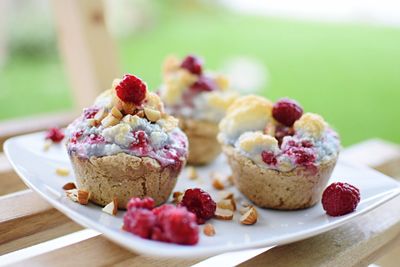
[1,6,400,147]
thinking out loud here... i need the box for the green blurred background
[0,0,399,147]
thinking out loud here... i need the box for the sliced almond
[77,189,90,205]
[94,108,107,121]
[102,197,118,216]
[172,191,183,204]
[214,207,234,220]
[116,100,136,115]
[218,191,234,201]
[144,107,161,122]
[217,199,235,211]
[203,223,216,236]
[101,113,119,128]
[187,166,198,180]
[240,206,258,225]
[136,110,145,118]
[62,182,76,190]
[111,106,123,120]
[56,167,70,177]
[66,189,78,202]
[239,205,251,215]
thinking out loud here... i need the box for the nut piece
[218,191,234,201]
[240,206,258,225]
[111,106,123,120]
[77,189,90,205]
[56,167,70,177]
[102,197,118,216]
[187,166,198,180]
[217,199,236,211]
[62,182,76,190]
[66,189,78,202]
[94,108,107,122]
[172,191,183,204]
[144,107,161,122]
[211,172,230,190]
[101,113,119,128]
[212,177,225,190]
[203,223,216,236]
[214,207,234,220]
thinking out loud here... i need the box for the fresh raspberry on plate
[181,188,216,224]
[322,182,360,216]
[123,208,156,238]
[45,127,65,143]
[157,206,199,245]
[115,74,147,105]
[126,197,155,210]
[272,98,303,127]
[181,55,203,75]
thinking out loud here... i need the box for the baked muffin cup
[179,117,221,165]
[222,145,337,210]
[70,153,185,209]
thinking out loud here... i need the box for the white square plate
[4,132,400,258]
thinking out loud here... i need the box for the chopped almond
[187,166,198,180]
[172,191,183,204]
[62,182,76,190]
[217,199,235,211]
[212,177,225,190]
[101,114,119,127]
[94,108,107,121]
[102,197,118,215]
[111,106,123,120]
[144,107,161,122]
[214,207,234,220]
[56,167,70,177]
[77,189,90,205]
[203,223,216,236]
[218,191,234,201]
[136,110,145,118]
[240,206,258,225]
[66,189,78,202]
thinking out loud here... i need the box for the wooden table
[0,115,399,267]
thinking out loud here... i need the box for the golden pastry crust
[179,117,221,165]
[222,145,337,210]
[70,153,185,209]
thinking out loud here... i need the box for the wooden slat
[11,235,202,267]
[0,111,77,152]
[0,154,26,196]
[51,0,120,110]
[239,196,400,267]
[0,190,82,255]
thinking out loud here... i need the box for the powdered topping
[66,74,188,168]
[218,95,340,172]
[159,54,238,123]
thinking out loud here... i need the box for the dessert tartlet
[159,54,238,165]
[66,74,188,209]
[218,96,340,210]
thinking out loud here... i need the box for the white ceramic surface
[4,132,400,258]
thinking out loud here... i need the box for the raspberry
[123,208,156,238]
[261,151,277,165]
[45,127,65,143]
[181,188,216,224]
[70,130,83,144]
[156,206,199,245]
[286,147,316,167]
[190,76,216,92]
[130,130,149,152]
[272,98,303,127]
[115,74,147,105]
[180,55,203,75]
[87,134,105,144]
[126,197,155,210]
[322,182,360,216]
[83,107,99,119]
